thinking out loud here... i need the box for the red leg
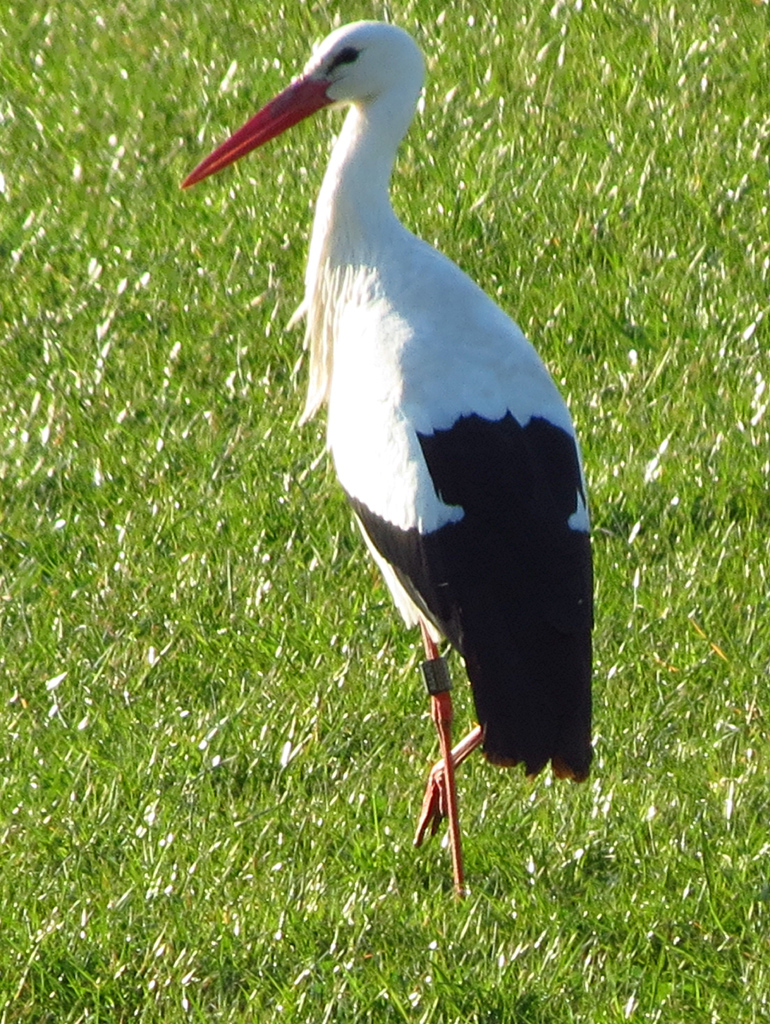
[416,622,470,896]
[414,725,483,846]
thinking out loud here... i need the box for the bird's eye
[328,46,360,72]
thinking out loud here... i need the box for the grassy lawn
[1,0,769,1020]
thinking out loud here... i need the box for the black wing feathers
[349,413,593,781]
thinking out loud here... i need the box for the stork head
[306,21,424,107]
[181,21,424,189]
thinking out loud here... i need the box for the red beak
[182,75,332,189]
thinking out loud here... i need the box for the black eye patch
[328,46,360,72]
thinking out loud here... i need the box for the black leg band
[421,656,452,695]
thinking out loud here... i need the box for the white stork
[183,21,593,894]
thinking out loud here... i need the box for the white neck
[313,88,417,266]
[300,87,419,420]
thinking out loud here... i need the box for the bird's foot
[414,759,448,847]
[413,725,484,848]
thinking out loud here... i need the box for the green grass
[2,0,769,1020]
